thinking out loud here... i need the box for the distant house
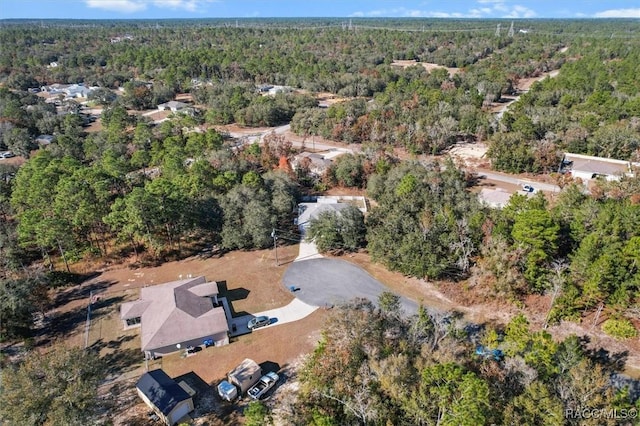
[257,84,274,93]
[125,166,162,181]
[291,151,333,177]
[268,85,292,96]
[136,369,194,426]
[110,35,133,43]
[40,83,94,99]
[296,195,367,233]
[560,153,639,182]
[297,202,350,233]
[157,101,189,112]
[35,134,55,146]
[65,83,94,99]
[120,276,229,359]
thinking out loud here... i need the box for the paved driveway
[282,258,418,315]
[228,298,318,337]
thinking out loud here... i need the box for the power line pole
[271,229,279,266]
[495,23,501,37]
[508,21,515,38]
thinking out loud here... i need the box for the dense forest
[278,297,640,425]
[1,18,639,424]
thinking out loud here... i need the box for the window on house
[126,317,141,326]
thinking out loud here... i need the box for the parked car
[247,315,270,330]
[248,372,279,400]
[0,151,16,159]
[521,184,534,192]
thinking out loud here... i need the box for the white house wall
[168,400,194,425]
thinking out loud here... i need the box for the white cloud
[594,8,640,18]
[85,0,214,13]
[503,5,537,18]
[350,2,537,19]
[154,0,197,12]
[86,0,147,13]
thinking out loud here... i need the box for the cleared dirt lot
[46,244,329,423]
[47,226,640,425]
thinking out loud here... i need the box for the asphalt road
[282,258,419,316]
[474,168,561,193]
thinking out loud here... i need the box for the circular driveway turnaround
[283,258,419,315]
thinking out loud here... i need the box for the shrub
[601,318,638,340]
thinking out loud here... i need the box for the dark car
[248,315,270,330]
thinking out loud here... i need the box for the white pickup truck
[247,372,279,400]
[0,151,15,159]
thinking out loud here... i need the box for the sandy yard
[43,244,330,424]
[391,59,461,77]
[447,142,490,168]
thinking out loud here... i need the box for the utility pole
[271,229,279,266]
[84,290,93,348]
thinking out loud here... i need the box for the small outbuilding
[136,369,194,426]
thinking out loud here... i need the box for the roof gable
[136,369,190,415]
[120,300,151,320]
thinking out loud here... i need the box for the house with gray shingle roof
[120,276,229,359]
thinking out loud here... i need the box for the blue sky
[1,0,639,20]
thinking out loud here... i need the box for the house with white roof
[158,101,189,112]
[296,195,367,233]
[560,153,639,182]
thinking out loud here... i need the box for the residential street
[474,168,561,193]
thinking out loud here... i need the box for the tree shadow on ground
[39,306,86,342]
[91,334,136,353]
[589,347,628,373]
[90,295,125,320]
[48,270,101,288]
[53,279,115,306]
[101,347,143,376]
